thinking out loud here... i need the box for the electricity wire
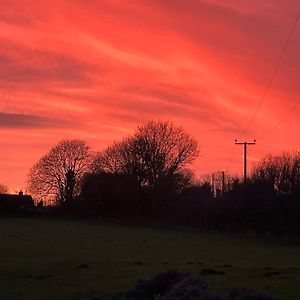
[237,11,300,139]
[258,101,300,139]
[225,11,300,172]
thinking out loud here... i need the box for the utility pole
[235,140,256,183]
[221,171,225,196]
[211,171,227,197]
[211,173,215,197]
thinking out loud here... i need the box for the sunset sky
[0,0,300,192]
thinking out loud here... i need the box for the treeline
[28,121,198,209]
[27,121,300,237]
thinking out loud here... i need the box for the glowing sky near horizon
[0,0,300,192]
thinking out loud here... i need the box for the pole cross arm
[235,140,256,145]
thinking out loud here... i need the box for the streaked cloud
[0,112,78,128]
[0,0,299,191]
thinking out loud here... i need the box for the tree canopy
[93,121,199,192]
[0,183,8,194]
[252,151,300,196]
[28,140,92,206]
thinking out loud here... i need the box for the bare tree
[28,140,92,206]
[93,121,199,192]
[252,151,300,196]
[0,183,8,194]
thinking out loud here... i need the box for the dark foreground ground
[0,217,300,300]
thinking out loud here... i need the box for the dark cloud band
[0,112,77,129]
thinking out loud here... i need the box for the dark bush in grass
[128,271,276,300]
[157,274,210,300]
[126,270,190,300]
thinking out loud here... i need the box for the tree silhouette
[93,121,199,192]
[0,183,8,194]
[252,151,300,197]
[28,140,92,206]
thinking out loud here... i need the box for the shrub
[126,270,190,300]
[157,274,209,300]
[127,272,276,300]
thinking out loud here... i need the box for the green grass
[0,217,300,300]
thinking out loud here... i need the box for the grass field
[0,217,300,300]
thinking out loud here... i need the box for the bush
[126,270,190,300]
[157,274,209,300]
[127,271,276,300]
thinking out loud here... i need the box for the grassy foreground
[0,218,300,300]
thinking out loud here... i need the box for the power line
[221,11,299,175]
[238,11,300,139]
[225,11,300,174]
[228,100,299,173]
[258,100,300,139]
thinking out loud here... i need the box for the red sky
[0,0,300,192]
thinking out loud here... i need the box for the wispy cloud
[0,0,299,191]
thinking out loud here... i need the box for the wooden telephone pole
[235,140,256,183]
[211,170,227,197]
